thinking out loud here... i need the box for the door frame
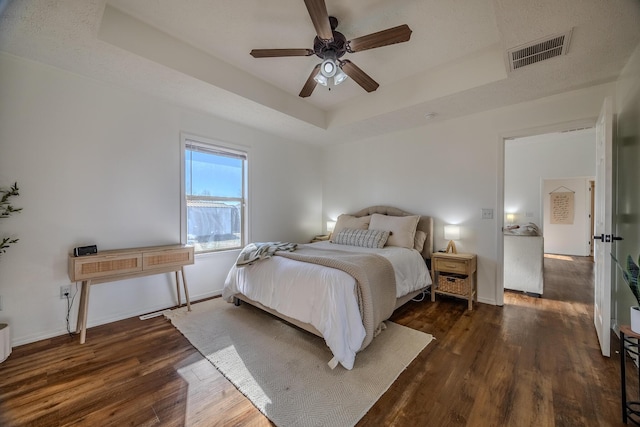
[496,118,598,306]
[590,180,595,258]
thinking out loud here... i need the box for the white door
[593,97,614,357]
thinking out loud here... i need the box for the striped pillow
[332,228,390,249]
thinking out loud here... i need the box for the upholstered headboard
[350,205,434,259]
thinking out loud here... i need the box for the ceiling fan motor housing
[313,30,347,60]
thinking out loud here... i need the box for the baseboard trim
[11,289,223,347]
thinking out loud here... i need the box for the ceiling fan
[250,0,412,98]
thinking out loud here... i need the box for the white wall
[504,129,596,228]
[0,53,323,345]
[323,82,617,306]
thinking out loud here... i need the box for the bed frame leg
[233,297,241,306]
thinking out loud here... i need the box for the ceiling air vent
[507,29,572,72]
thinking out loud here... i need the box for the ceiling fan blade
[340,60,379,92]
[250,49,314,58]
[347,24,412,52]
[304,0,333,41]
[299,64,321,98]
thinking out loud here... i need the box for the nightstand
[311,234,330,243]
[431,252,477,310]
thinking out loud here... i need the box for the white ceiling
[1,0,639,145]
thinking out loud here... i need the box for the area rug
[165,298,434,427]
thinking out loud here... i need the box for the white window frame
[180,133,249,254]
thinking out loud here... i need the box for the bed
[222,206,433,370]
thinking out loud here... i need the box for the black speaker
[73,245,97,257]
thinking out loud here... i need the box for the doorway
[502,126,596,299]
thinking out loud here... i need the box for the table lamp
[444,224,460,254]
[327,220,336,236]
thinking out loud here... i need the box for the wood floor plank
[0,255,629,426]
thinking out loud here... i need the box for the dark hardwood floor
[0,255,631,426]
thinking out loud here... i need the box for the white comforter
[222,241,431,370]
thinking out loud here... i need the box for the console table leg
[181,267,191,312]
[76,283,84,335]
[175,271,181,307]
[77,280,91,344]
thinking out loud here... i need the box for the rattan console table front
[68,244,194,344]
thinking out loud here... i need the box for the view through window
[184,139,246,253]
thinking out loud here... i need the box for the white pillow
[369,214,420,249]
[331,214,371,240]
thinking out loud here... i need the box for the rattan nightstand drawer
[433,258,468,274]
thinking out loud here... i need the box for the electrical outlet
[0,295,3,311]
[60,285,72,299]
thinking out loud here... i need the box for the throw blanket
[236,242,297,266]
[275,246,397,353]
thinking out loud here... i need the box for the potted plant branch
[1,182,22,258]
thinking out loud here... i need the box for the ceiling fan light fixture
[313,72,329,86]
[320,58,337,78]
[250,7,412,98]
[333,68,348,85]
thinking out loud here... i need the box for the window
[182,136,247,254]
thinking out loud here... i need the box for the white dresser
[504,234,544,296]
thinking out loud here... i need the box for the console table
[68,244,194,344]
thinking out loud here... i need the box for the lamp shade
[334,68,348,85]
[313,73,328,86]
[444,225,460,241]
[327,221,336,233]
